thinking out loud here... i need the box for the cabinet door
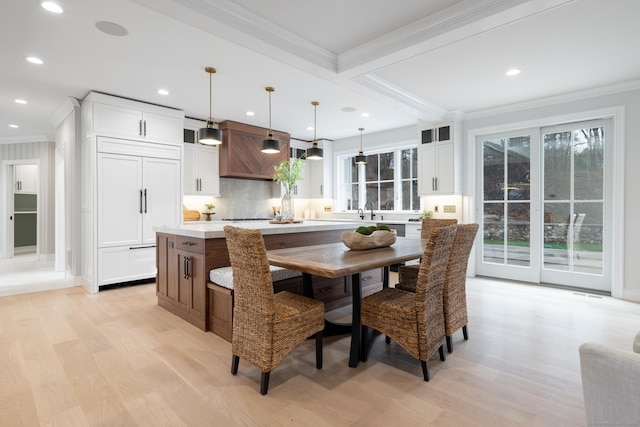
[197,145,220,196]
[142,157,181,244]
[14,164,38,194]
[93,102,143,139]
[186,252,206,319]
[418,144,437,195]
[434,142,455,193]
[142,111,183,143]
[97,153,143,247]
[169,248,191,311]
[183,144,199,195]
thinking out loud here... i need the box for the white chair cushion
[209,265,301,290]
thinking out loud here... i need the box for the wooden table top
[267,237,426,278]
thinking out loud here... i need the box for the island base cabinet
[156,233,207,330]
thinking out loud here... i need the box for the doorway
[475,119,612,292]
[2,161,39,260]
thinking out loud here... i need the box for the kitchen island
[154,220,373,333]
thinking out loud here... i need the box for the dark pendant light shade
[198,67,223,145]
[306,101,323,160]
[261,87,280,153]
[355,127,367,164]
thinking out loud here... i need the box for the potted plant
[273,158,304,221]
[203,203,215,221]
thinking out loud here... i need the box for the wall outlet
[443,205,456,213]
[434,205,439,213]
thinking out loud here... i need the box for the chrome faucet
[357,208,365,220]
[364,201,375,220]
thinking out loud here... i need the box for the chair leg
[316,331,323,369]
[361,325,368,362]
[231,355,239,375]
[439,345,446,361]
[463,325,469,340]
[446,336,453,353]
[421,360,430,381]
[260,372,270,395]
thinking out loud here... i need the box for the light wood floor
[1,277,639,426]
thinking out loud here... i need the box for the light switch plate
[443,205,456,213]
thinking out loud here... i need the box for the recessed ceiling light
[246,111,255,116]
[9,124,19,128]
[157,89,169,95]
[95,21,128,37]
[506,68,521,76]
[342,107,356,112]
[361,112,370,118]
[41,1,63,14]
[14,99,27,105]
[26,57,44,65]
[307,126,314,131]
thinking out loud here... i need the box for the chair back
[414,225,457,359]
[421,218,458,240]
[223,226,275,338]
[446,224,479,286]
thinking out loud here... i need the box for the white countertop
[155,220,362,239]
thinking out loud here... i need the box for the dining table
[266,236,426,368]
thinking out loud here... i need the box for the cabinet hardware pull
[183,256,190,279]
[143,120,147,137]
[139,189,143,213]
[129,245,156,250]
[435,177,438,191]
[182,242,195,246]
[144,189,148,213]
[139,120,143,137]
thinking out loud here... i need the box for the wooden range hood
[218,120,290,180]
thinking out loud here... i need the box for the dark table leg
[382,266,390,289]
[349,272,362,368]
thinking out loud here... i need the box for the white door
[476,119,611,292]
[142,157,180,244]
[97,153,143,247]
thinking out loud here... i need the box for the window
[338,147,419,212]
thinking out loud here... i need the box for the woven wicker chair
[361,225,457,381]
[396,218,458,290]
[397,223,479,353]
[224,225,325,395]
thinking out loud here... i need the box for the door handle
[139,189,143,213]
[143,120,147,137]
[144,189,148,213]
[183,256,190,279]
[139,120,143,137]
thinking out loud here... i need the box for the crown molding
[355,74,447,122]
[464,79,640,120]
[0,134,55,145]
[337,0,574,77]
[49,97,80,129]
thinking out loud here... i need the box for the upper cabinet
[418,122,461,195]
[14,164,38,194]
[308,141,333,199]
[82,92,183,144]
[183,124,220,197]
[218,120,290,180]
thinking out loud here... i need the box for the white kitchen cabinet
[14,164,38,194]
[183,143,220,196]
[417,122,460,195]
[273,142,310,198]
[83,92,183,143]
[308,140,333,199]
[81,92,184,293]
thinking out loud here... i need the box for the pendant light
[306,101,323,160]
[261,86,280,153]
[198,67,223,145]
[355,127,367,165]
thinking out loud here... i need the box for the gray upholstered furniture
[579,331,640,426]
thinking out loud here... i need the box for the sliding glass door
[476,119,611,292]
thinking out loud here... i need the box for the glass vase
[281,190,295,221]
